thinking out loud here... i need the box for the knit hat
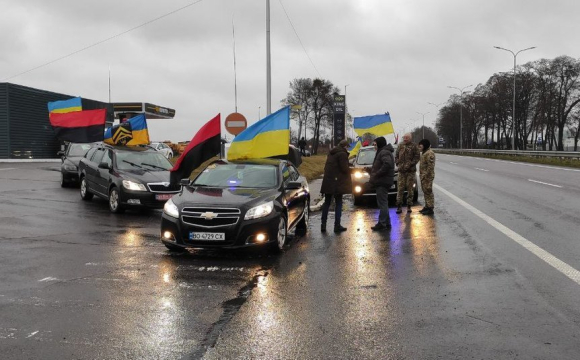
[374,136,387,149]
[338,139,349,148]
[418,139,431,153]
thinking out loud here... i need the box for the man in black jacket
[320,139,352,233]
[369,136,394,230]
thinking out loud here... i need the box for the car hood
[65,156,84,167]
[172,186,280,208]
[117,169,171,184]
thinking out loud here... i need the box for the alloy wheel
[277,217,287,250]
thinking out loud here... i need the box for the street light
[416,111,430,139]
[493,46,536,150]
[448,85,473,149]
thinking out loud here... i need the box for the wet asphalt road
[1,159,580,359]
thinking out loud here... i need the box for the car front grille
[147,183,181,193]
[181,207,241,228]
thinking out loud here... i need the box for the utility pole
[416,111,429,139]
[448,85,473,149]
[494,46,536,150]
[266,0,272,115]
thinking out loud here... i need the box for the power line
[2,0,205,81]
[277,0,322,78]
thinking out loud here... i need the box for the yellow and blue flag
[354,113,394,137]
[104,114,150,146]
[228,106,290,160]
[349,137,362,157]
[47,97,82,114]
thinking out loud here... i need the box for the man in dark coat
[298,137,307,155]
[320,139,352,233]
[369,136,395,230]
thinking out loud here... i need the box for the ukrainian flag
[104,114,150,146]
[47,97,82,114]
[228,106,290,160]
[349,137,362,157]
[354,113,394,137]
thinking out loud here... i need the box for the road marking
[26,331,39,338]
[528,179,563,188]
[38,277,59,282]
[435,184,580,286]
[474,168,489,172]
[0,168,16,171]
[450,162,458,165]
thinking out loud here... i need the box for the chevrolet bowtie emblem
[200,212,218,220]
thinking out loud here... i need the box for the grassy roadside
[435,150,580,169]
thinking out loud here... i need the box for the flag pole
[266,0,271,115]
[232,15,238,113]
[108,64,111,103]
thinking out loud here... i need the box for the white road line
[528,179,563,188]
[0,168,16,171]
[26,331,39,338]
[38,277,59,282]
[439,154,580,172]
[450,162,458,165]
[435,184,580,286]
[474,168,489,172]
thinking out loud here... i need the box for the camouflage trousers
[420,176,434,208]
[396,172,416,206]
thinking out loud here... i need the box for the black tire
[353,195,363,206]
[108,187,125,213]
[60,172,69,188]
[296,200,309,235]
[271,215,288,253]
[80,177,93,200]
[164,243,187,252]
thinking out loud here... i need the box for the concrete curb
[0,159,61,163]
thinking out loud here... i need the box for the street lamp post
[416,111,430,139]
[493,46,536,150]
[448,85,473,149]
[345,84,349,139]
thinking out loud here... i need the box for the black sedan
[161,159,309,252]
[78,144,180,213]
[58,143,95,187]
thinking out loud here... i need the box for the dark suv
[78,144,180,213]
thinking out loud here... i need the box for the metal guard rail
[433,149,580,160]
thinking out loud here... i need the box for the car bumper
[120,190,178,209]
[62,169,79,182]
[160,211,281,249]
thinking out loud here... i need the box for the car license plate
[189,232,225,241]
[156,194,173,201]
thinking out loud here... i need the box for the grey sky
[1,0,577,142]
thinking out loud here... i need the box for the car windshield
[357,149,376,165]
[193,163,278,188]
[115,150,173,171]
[68,143,93,157]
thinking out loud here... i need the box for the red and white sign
[225,113,247,136]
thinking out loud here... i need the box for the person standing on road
[418,139,436,215]
[320,139,352,233]
[369,136,394,230]
[298,137,307,155]
[395,133,420,214]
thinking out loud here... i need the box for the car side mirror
[286,181,302,190]
[98,162,110,170]
[180,178,191,186]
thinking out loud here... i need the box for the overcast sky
[1,0,578,142]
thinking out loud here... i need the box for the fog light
[354,186,362,193]
[163,231,173,240]
[256,233,266,242]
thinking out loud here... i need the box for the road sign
[225,113,247,136]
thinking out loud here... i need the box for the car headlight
[244,201,274,220]
[163,198,179,218]
[354,171,369,179]
[63,164,77,171]
[122,180,147,191]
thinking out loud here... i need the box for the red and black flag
[170,114,221,185]
[49,109,107,143]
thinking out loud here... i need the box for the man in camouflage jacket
[418,139,436,215]
[395,133,420,213]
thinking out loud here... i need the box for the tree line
[436,56,580,151]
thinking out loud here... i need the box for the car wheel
[272,215,288,252]
[80,177,93,200]
[108,187,125,213]
[168,152,173,159]
[296,201,309,235]
[60,172,69,188]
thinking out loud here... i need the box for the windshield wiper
[122,160,144,169]
[142,163,168,171]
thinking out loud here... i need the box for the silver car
[150,142,174,159]
[350,145,418,206]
